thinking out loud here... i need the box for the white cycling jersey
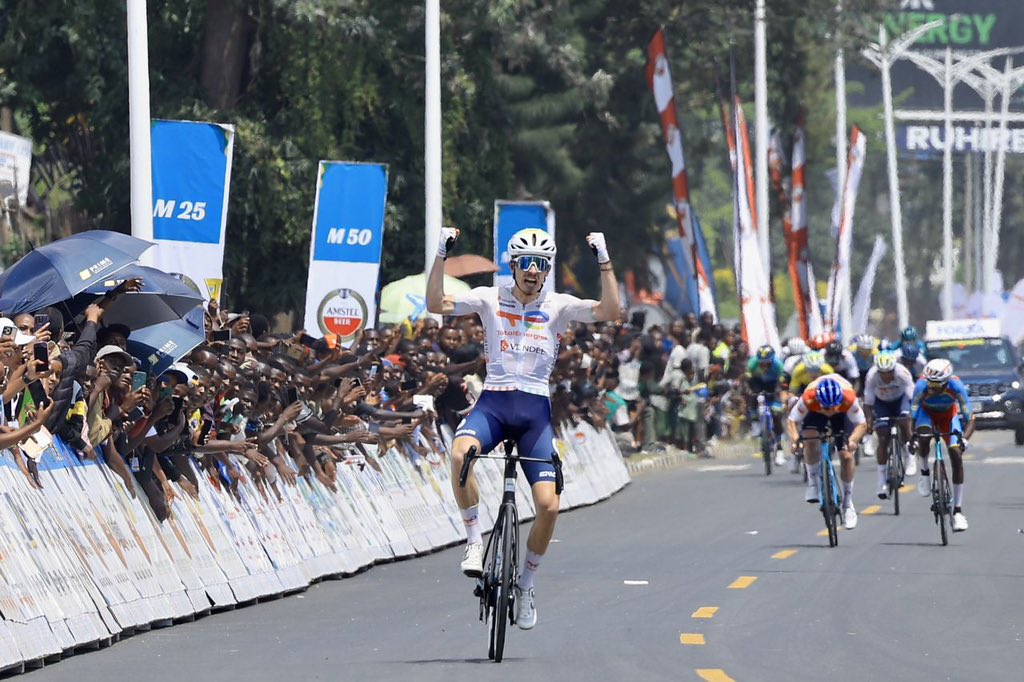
[863,363,915,404]
[451,285,596,397]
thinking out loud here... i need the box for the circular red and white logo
[317,288,368,342]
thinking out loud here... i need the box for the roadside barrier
[0,422,629,673]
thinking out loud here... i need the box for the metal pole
[974,148,983,294]
[754,0,770,278]
[424,0,442,273]
[878,27,910,329]
[964,150,973,296]
[982,90,994,293]
[941,47,954,320]
[834,9,851,340]
[988,57,1013,299]
[127,0,154,263]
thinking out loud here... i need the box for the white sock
[518,550,542,590]
[461,506,482,545]
[953,484,964,508]
[919,456,929,475]
[842,480,854,506]
[877,464,888,487]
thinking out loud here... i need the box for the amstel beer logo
[317,288,368,342]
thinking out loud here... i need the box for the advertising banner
[493,200,555,291]
[0,131,32,206]
[850,1,1024,110]
[897,124,1024,156]
[303,162,388,345]
[149,120,234,302]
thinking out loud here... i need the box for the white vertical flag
[826,127,866,332]
[852,235,888,334]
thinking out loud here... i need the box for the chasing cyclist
[849,334,877,396]
[863,351,916,498]
[912,358,974,532]
[426,226,620,630]
[786,374,868,530]
[745,345,786,466]
[781,350,833,473]
[825,340,860,386]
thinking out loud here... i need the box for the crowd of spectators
[0,277,754,524]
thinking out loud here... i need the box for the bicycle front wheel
[761,432,773,475]
[821,459,839,548]
[490,502,516,662]
[889,440,906,516]
[936,460,951,547]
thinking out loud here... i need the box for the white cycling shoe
[461,542,484,577]
[514,585,537,630]
[952,512,969,532]
[805,480,820,504]
[876,482,889,500]
[904,452,918,477]
[918,475,931,497]
[774,449,787,467]
[843,505,858,530]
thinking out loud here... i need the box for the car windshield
[926,338,1017,372]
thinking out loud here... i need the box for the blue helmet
[900,326,919,342]
[900,341,919,359]
[815,377,844,409]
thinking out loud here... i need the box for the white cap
[0,318,36,346]
[95,344,133,364]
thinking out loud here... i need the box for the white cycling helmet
[787,337,807,356]
[923,358,954,383]
[507,228,556,260]
[874,351,897,372]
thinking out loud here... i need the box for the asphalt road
[26,431,1024,682]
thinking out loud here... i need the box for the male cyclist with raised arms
[786,374,868,529]
[863,351,916,497]
[426,226,620,631]
[912,358,974,532]
[745,345,786,467]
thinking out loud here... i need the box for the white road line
[979,456,1024,465]
[698,464,753,472]
[623,580,649,586]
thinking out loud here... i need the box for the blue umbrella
[127,305,206,377]
[0,231,152,315]
[70,264,204,330]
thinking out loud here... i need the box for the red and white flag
[826,126,867,331]
[732,96,779,350]
[647,30,717,319]
[787,117,820,338]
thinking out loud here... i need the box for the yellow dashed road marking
[771,549,798,559]
[899,484,914,493]
[728,576,757,589]
[691,606,719,619]
[862,505,881,515]
[680,633,706,645]
[696,669,736,682]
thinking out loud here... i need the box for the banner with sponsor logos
[148,120,235,302]
[303,162,388,346]
[493,200,555,291]
[0,131,32,206]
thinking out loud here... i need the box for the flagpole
[127,0,154,265]
[754,0,770,279]
[424,0,442,273]
[833,2,849,340]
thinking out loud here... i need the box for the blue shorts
[914,409,964,447]
[873,397,910,421]
[455,390,557,487]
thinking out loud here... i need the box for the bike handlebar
[457,442,557,489]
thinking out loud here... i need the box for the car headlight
[992,393,1002,402]
[1013,380,1021,390]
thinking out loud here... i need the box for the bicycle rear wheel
[489,502,516,662]
[889,440,906,516]
[761,432,773,475]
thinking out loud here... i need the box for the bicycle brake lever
[459,445,477,488]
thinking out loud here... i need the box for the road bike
[800,423,845,548]
[923,428,958,546]
[875,415,909,516]
[757,393,777,476]
[458,441,562,662]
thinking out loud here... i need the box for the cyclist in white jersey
[426,226,620,631]
[863,351,917,497]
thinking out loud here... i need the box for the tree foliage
[5,0,1009,330]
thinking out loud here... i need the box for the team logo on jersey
[500,339,547,355]
[317,288,368,342]
[497,310,550,330]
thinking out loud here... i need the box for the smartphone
[158,385,174,401]
[132,371,148,393]
[368,363,379,380]
[629,310,646,329]
[299,333,318,349]
[34,314,49,329]
[401,416,412,425]
[352,377,363,388]
[26,380,51,408]
[286,386,299,405]
[169,396,184,423]
[212,329,231,342]
[1,326,13,338]
[197,419,214,445]
[332,377,343,388]
[33,343,49,365]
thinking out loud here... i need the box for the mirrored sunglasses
[514,255,552,273]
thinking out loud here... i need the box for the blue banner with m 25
[151,121,232,244]
[312,163,388,264]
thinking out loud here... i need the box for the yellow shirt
[788,362,836,395]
